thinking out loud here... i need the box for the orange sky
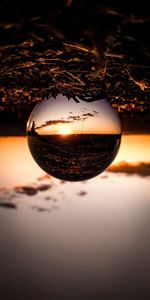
[114,135,150,164]
[28,96,122,135]
[37,116,120,135]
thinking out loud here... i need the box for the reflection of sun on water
[58,125,72,136]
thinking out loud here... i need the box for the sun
[58,125,72,135]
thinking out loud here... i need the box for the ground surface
[0,0,149,112]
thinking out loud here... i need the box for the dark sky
[0,0,149,23]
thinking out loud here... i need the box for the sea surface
[0,135,150,299]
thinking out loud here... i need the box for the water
[28,134,121,181]
[0,135,150,299]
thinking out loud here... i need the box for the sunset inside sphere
[27,95,122,181]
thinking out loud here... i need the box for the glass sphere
[27,95,122,181]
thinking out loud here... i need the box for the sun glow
[58,125,72,135]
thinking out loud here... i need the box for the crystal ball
[27,95,122,181]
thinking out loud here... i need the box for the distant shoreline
[1,112,150,136]
[1,123,150,136]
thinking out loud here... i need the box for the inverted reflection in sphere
[27,95,122,181]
